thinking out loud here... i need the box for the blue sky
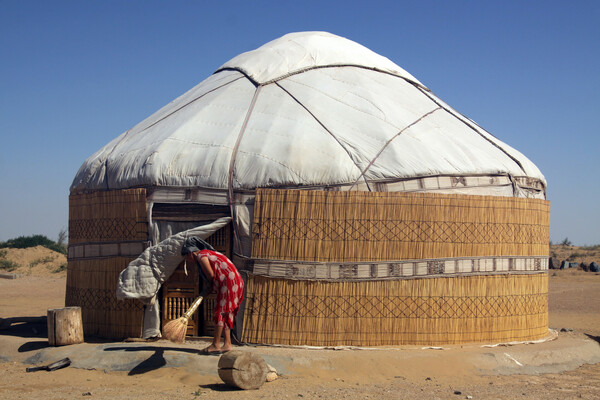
[0,1,598,245]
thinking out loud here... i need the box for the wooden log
[218,350,268,390]
[47,307,84,346]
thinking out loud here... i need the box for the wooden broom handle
[182,296,204,320]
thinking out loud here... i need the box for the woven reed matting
[252,189,550,262]
[69,189,148,245]
[241,273,548,346]
[65,257,143,339]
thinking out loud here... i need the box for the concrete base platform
[1,330,599,381]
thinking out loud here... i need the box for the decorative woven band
[243,256,548,281]
[68,241,147,260]
[66,286,143,312]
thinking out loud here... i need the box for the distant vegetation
[0,249,20,271]
[560,237,573,246]
[0,233,67,255]
[550,242,600,267]
[29,256,56,268]
[581,244,600,251]
[53,264,67,273]
[0,259,19,272]
[567,252,585,261]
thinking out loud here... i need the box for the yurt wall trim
[247,257,548,281]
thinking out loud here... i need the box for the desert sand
[1,246,600,399]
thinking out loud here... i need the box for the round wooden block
[47,306,84,346]
[218,350,268,390]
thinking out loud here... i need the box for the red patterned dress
[198,249,245,329]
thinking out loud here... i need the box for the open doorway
[152,204,232,337]
[160,223,232,337]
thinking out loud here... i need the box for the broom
[163,295,204,343]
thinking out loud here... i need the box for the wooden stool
[47,307,84,346]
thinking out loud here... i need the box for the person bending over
[181,237,244,354]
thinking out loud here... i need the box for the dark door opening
[161,223,232,337]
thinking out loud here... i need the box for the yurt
[67,31,549,346]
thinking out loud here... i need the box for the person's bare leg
[222,326,233,351]
[205,324,223,353]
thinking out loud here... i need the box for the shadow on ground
[0,316,47,339]
[104,345,207,376]
[130,349,166,375]
[104,345,205,355]
[18,340,49,353]
[585,333,600,345]
[199,383,239,392]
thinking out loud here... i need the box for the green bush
[53,263,67,273]
[0,234,67,255]
[29,256,56,268]
[0,259,19,272]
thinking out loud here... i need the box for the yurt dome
[67,32,549,346]
[71,31,544,195]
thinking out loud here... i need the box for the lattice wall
[66,258,144,339]
[241,273,548,346]
[66,189,148,339]
[252,189,550,262]
[69,189,148,244]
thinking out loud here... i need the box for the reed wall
[69,189,148,244]
[66,257,144,338]
[241,273,548,346]
[66,189,148,339]
[251,189,550,262]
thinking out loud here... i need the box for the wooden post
[47,307,84,346]
[218,351,268,390]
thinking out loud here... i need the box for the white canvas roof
[71,31,545,194]
[217,31,423,86]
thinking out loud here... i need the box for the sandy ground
[1,247,600,399]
